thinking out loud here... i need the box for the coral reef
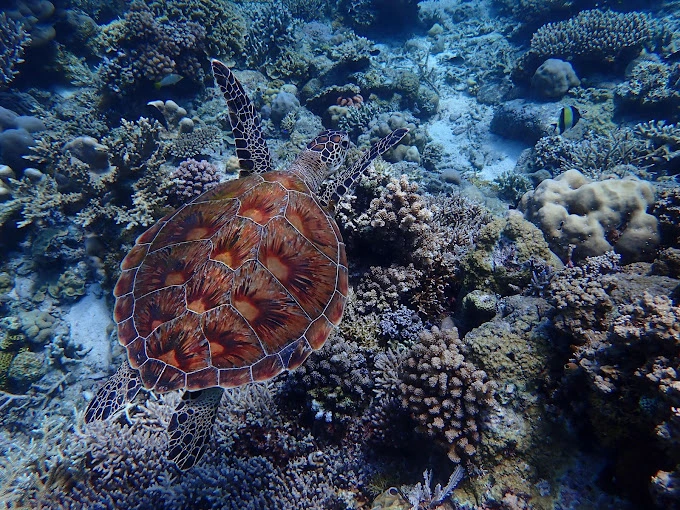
[98,2,207,99]
[459,211,562,296]
[515,9,666,83]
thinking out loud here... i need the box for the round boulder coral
[531,58,580,99]
[520,169,659,262]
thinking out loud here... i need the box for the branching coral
[514,9,667,82]
[399,326,495,464]
[0,12,30,87]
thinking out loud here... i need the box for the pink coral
[170,158,220,204]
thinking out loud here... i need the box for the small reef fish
[554,105,582,134]
[154,74,183,89]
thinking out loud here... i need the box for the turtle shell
[112,171,348,393]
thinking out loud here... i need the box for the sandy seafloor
[0,0,679,509]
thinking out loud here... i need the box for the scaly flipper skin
[320,127,409,209]
[211,59,273,175]
[84,360,142,423]
[167,387,224,470]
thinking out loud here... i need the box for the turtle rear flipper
[167,387,224,470]
[85,361,142,423]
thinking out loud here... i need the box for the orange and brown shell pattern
[112,170,348,394]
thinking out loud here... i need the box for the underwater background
[0,0,679,508]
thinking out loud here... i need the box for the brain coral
[520,169,659,262]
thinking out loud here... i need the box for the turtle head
[306,130,350,175]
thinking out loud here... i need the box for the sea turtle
[84,59,408,470]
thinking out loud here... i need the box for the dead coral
[399,326,495,464]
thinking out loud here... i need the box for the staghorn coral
[0,12,30,87]
[399,326,495,464]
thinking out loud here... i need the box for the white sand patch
[64,290,113,373]
[426,91,528,183]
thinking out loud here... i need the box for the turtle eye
[341,140,349,149]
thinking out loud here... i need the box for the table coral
[399,326,495,464]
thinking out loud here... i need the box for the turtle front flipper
[211,59,273,175]
[319,127,410,209]
[167,387,224,470]
[84,360,142,423]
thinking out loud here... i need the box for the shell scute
[185,260,233,313]
[210,216,261,270]
[138,358,165,389]
[113,293,134,323]
[263,171,310,192]
[260,217,338,318]
[305,316,334,350]
[133,286,187,337]
[134,241,211,297]
[114,269,136,298]
[219,367,252,388]
[186,367,219,391]
[201,305,264,369]
[145,312,210,373]
[237,181,287,225]
[251,355,284,382]
[154,365,186,393]
[279,337,313,370]
[198,174,263,202]
[127,337,148,369]
[285,192,339,260]
[150,200,238,251]
[117,317,138,346]
[121,243,149,270]
[231,260,310,355]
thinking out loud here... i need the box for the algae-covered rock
[47,267,87,302]
[7,350,46,389]
[460,211,562,295]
